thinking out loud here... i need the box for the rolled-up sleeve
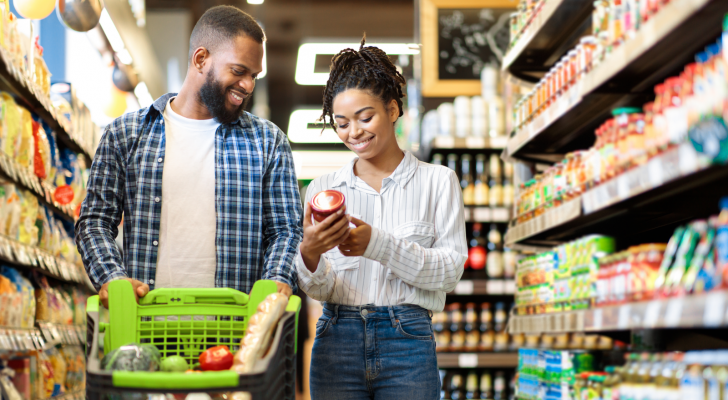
[362,170,466,292]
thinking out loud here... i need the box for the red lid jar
[310,190,346,223]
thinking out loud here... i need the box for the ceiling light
[287,109,340,143]
[99,9,125,52]
[295,42,420,85]
[134,82,154,107]
[258,41,267,79]
[117,49,133,65]
[247,0,264,4]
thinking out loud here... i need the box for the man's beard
[198,67,250,125]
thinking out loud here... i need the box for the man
[76,6,303,307]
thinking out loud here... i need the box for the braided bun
[321,34,407,131]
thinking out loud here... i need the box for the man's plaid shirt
[76,93,303,294]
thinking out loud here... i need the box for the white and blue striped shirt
[297,151,467,311]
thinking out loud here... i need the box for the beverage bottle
[469,223,488,277]
[478,303,495,352]
[474,154,490,206]
[493,303,509,352]
[462,154,475,206]
[487,224,504,279]
[479,372,493,399]
[465,372,479,399]
[493,371,506,400]
[464,303,480,352]
[440,369,450,400]
[451,374,465,400]
[447,154,460,178]
[449,303,465,352]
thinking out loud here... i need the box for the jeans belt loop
[388,307,397,328]
[332,304,339,325]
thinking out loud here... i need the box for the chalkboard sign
[438,8,511,81]
[421,0,517,97]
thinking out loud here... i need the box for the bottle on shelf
[464,302,480,352]
[502,160,514,208]
[469,223,487,276]
[479,372,493,400]
[474,154,490,206]
[489,155,503,207]
[493,371,506,400]
[486,224,504,279]
[434,309,450,352]
[451,373,465,400]
[478,302,495,352]
[440,369,450,400]
[449,303,465,352]
[432,153,444,166]
[493,302,509,352]
[447,153,460,179]
[461,154,475,206]
[465,372,479,399]
[503,248,516,279]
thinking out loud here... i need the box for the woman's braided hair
[321,35,406,132]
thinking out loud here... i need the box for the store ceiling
[146,0,415,135]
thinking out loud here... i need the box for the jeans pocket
[396,317,433,341]
[315,318,331,338]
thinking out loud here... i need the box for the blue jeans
[310,303,440,400]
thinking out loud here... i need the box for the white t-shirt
[154,97,220,288]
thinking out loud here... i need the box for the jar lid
[310,190,345,213]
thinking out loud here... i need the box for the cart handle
[138,288,249,305]
[112,370,239,389]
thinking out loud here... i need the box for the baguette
[232,293,288,373]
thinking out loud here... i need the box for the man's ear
[192,47,209,73]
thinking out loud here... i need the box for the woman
[296,37,467,399]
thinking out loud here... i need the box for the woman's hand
[300,203,351,271]
[338,217,371,257]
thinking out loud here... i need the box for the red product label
[54,185,74,205]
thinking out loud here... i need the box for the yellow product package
[18,189,39,245]
[1,93,19,159]
[17,107,33,169]
[0,180,20,238]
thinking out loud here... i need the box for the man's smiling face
[198,35,264,124]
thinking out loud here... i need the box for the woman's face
[332,89,399,159]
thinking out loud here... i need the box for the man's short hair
[189,6,265,62]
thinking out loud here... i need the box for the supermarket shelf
[450,280,516,296]
[437,352,519,368]
[0,49,93,163]
[0,323,84,351]
[430,136,508,151]
[0,153,75,221]
[503,0,594,80]
[504,0,728,163]
[505,143,723,247]
[510,290,728,334]
[0,234,90,287]
[464,207,511,223]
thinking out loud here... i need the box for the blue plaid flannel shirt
[75,93,303,294]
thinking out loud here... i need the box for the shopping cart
[85,279,301,400]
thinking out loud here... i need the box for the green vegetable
[160,355,189,372]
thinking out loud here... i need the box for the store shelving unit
[437,352,519,368]
[0,233,89,287]
[503,0,728,164]
[510,289,728,334]
[0,49,93,163]
[0,323,84,352]
[450,280,516,296]
[464,207,511,223]
[503,0,594,81]
[430,136,508,151]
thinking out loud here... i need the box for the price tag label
[473,208,492,222]
[492,208,510,222]
[436,136,455,148]
[704,292,725,327]
[644,301,661,327]
[458,353,479,368]
[665,298,684,327]
[487,280,505,294]
[618,304,631,329]
[454,280,474,295]
[489,136,507,149]
[465,137,486,149]
[504,280,516,294]
[592,308,603,330]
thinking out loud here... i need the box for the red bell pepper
[199,345,234,371]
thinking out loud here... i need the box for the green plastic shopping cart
[85,279,301,400]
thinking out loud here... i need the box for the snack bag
[45,349,66,393]
[1,93,20,159]
[0,180,20,236]
[18,189,39,245]
[16,107,33,169]
[36,350,55,399]
[31,119,50,180]
[32,38,51,95]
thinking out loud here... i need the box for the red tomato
[199,345,233,371]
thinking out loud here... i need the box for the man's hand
[338,217,372,257]
[99,278,149,309]
[300,203,351,272]
[275,281,292,297]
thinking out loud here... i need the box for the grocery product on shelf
[439,368,512,400]
[516,235,615,314]
[435,152,515,209]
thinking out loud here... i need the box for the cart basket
[86,279,301,400]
